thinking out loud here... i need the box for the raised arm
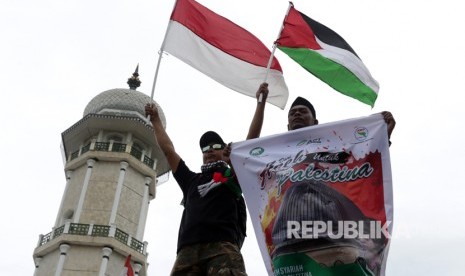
[381,111,396,139]
[145,103,181,173]
[246,82,269,140]
[222,141,242,186]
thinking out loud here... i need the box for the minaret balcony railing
[81,143,91,154]
[130,147,142,160]
[70,223,90,235]
[38,222,146,255]
[39,232,52,246]
[115,228,129,244]
[53,225,65,238]
[95,142,110,151]
[143,156,154,168]
[92,224,110,237]
[68,142,155,170]
[131,237,144,253]
[70,150,80,160]
[111,142,127,152]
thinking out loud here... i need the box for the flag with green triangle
[277,4,379,107]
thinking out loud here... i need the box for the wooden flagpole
[259,1,293,102]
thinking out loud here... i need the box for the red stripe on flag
[124,255,134,276]
[170,0,282,71]
[277,6,321,50]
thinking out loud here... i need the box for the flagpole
[147,0,179,124]
[150,0,179,100]
[150,51,164,100]
[259,1,293,103]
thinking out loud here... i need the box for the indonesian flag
[121,255,134,276]
[163,0,289,109]
[277,4,379,107]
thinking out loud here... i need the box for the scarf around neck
[197,160,242,198]
[201,160,229,174]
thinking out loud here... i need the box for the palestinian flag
[163,0,289,109]
[277,4,379,107]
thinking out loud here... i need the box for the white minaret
[32,68,169,276]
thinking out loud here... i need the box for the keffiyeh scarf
[198,161,241,198]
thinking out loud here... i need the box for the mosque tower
[32,67,170,276]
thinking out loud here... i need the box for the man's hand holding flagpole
[259,2,293,103]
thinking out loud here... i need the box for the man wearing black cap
[287,96,318,130]
[145,91,268,275]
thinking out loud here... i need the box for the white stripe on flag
[316,37,379,94]
[164,21,289,109]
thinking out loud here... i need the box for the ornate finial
[127,64,141,90]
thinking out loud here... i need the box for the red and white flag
[163,0,289,109]
[121,255,134,276]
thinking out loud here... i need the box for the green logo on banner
[272,253,374,276]
[250,147,264,156]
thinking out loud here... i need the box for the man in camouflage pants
[171,242,246,275]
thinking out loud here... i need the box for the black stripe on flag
[299,11,360,59]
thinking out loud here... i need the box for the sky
[1,0,464,275]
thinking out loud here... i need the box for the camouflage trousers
[170,241,247,276]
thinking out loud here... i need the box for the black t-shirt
[173,160,247,253]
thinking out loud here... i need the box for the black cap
[290,96,316,118]
[199,131,225,150]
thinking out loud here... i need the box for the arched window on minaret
[107,134,126,152]
[132,141,144,150]
[130,140,145,161]
[107,134,123,142]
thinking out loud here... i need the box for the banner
[231,114,393,276]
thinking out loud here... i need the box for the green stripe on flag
[278,46,377,107]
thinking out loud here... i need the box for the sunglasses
[201,144,224,153]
